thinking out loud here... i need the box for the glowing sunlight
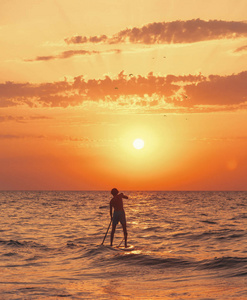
[133,138,145,150]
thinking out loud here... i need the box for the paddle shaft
[101,219,112,245]
[118,237,124,247]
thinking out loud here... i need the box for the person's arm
[120,193,128,199]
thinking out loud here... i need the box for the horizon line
[0,189,246,192]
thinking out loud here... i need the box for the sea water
[0,191,246,299]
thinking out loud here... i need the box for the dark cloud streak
[234,45,247,52]
[65,19,247,45]
[25,49,121,62]
[0,115,51,123]
[25,50,100,62]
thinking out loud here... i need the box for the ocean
[0,191,246,299]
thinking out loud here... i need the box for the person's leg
[122,223,128,248]
[110,223,117,246]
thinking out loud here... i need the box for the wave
[111,251,247,270]
[77,244,247,275]
[99,205,108,209]
[198,256,247,270]
[231,270,247,277]
[112,252,192,268]
[0,239,50,251]
[200,220,218,224]
[172,229,246,241]
[142,226,163,232]
[1,238,247,278]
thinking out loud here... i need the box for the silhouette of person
[110,188,128,247]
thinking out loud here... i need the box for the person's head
[111,188,119,196]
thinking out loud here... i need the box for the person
[110,188,128,248]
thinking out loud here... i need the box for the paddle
[101,219,112,245]
[118,237,124,248]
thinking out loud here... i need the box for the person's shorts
[113,210,126,226]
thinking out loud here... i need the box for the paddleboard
[114,244,135,251]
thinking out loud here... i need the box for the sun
[133,138,145,150]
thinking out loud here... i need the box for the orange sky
[0,0,247,190]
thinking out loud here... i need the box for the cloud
[25,49,120,62]
[65,19,247,45]
[183,72,247,106]
[0,115,51,123]
[234,45,247,52]
[0,133,102,146]
[0,71,246,112]
[0,133,83,141]
[65,35,107,45]
[25,50,100,62]
[0,134,46,140]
